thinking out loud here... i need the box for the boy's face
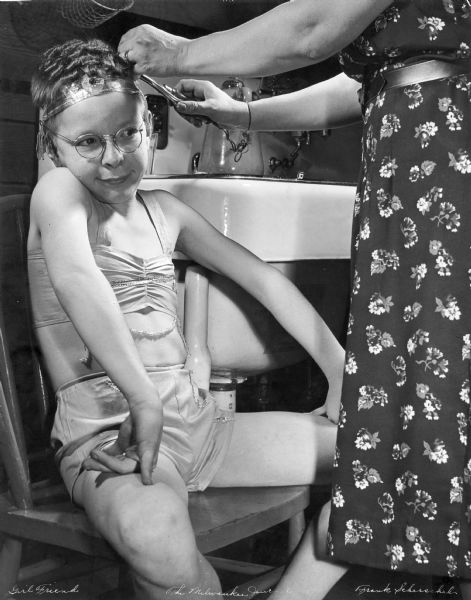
[50,92,149,205]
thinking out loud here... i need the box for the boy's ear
[48,154,62,167]
[45,137,61,166]
[47,148,61,167]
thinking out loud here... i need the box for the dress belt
[360,58,471,111]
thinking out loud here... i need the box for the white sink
[139,177,355,377]
[140,176,355,260]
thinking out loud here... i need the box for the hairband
[37,74,146,159]
[41,74,144,121]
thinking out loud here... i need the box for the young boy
[29,38,343,599]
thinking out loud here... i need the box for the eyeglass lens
[74,125,143,158]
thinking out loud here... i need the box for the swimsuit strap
[136,191,159,238]
[136,191,169,253]
[137,191,172,255]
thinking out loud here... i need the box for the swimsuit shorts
[51,366,234,503]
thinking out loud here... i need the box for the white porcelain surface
[139,177,355,376]
[140,177,355,260]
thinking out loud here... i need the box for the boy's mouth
[99,174,130,185]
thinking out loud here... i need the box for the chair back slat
[0,194,53,506]
[0,300,26,449]
[0,194,52,433]
[8,197,52,435]
[0,378,32,508]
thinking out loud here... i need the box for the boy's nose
[101,138,124,165]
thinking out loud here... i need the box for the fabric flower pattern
[409,160,436,182]
[355,428,381,450]
[423,439,449,464]
[331,0,471,580]
[435,295,461,320]
[369,292,394,315]
[401,217,418,248]
[366,325,395,354]
[391,355,407,387]
[378,492,395,524]
[417,16,445,41]
[377,189,403,217]
[404,83,423,109]
[345,519,374,545]
[392,442,411,460]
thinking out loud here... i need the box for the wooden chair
[0,194,313,598]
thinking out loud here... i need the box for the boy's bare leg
[133,554,220,600]
[211,416,343,600]
[74,455,221,600]
[271,502,347,600]
[211,412,337,487]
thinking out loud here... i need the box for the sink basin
[139,176,355,377]
[140,176,355,261]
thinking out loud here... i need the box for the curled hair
[31,38,133,115]
[31,39,149,159]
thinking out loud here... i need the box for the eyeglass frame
[39,120,146,159]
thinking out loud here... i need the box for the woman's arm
[176,73,362,132]
[166,196,345,422]
[30,169,162,483]
[119,0,393,77]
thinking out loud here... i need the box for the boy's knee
[115,494,181,552]
[113,493,201,586]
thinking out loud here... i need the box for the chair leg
[288,510,306,554]
[0,537,22,597]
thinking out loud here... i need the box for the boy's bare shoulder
[34,167,83,189]
[33,168,89,198]
[31,168,93,226]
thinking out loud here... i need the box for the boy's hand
[83,405,163,484]
[312,401,339,425]
[82,418,139,474]
[312,376,342,424]
[129,401,163,484]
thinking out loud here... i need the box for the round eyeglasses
[40,121,145,159]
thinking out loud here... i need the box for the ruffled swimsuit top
[28,193,178,329]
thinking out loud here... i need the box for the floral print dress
[328,0,471,578]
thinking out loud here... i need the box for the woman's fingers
[175,101,207,116]
[176,79,220,100]
[118,25,188,77]
[174,102,210,128]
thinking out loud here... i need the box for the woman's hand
[174,79,250,130]
[118,25,188,77]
